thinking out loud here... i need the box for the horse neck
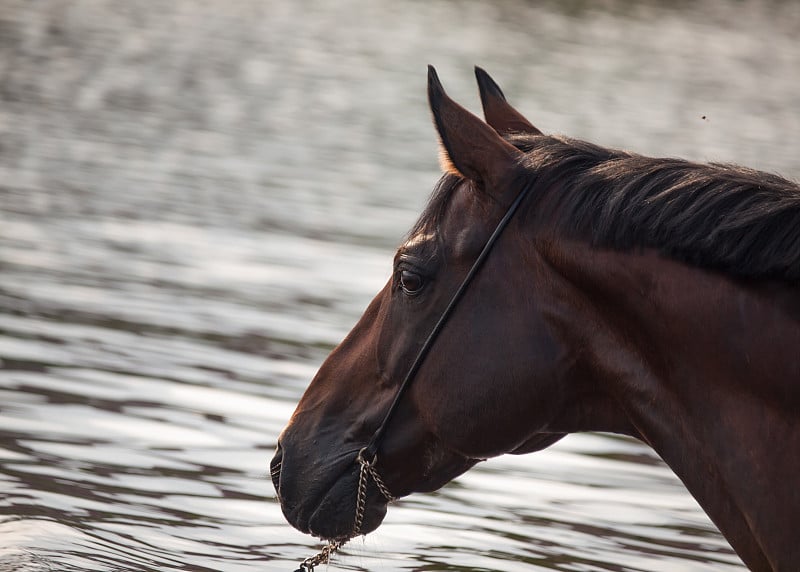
[538,239,800,572]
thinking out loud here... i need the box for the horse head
[271,67,587,541]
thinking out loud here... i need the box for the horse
[271,66,800,571]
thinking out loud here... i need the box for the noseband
[296,178,533,571]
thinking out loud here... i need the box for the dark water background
[1,1,798,570]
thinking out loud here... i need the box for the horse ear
[474,66,542,136]
[428,66,524,189]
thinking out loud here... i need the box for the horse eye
[399,270,425,295]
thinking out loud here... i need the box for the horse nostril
[270,442,283,495]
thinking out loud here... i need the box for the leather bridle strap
[359,178,534,465]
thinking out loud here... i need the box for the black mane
[414,134,800,283]
[514,134,800,282]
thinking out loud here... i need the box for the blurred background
[0,1,797,570]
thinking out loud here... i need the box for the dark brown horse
[271,67,800,571]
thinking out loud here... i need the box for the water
[1,0,798,570]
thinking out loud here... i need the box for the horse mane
[413,134,800,283]
[513,134,800,282]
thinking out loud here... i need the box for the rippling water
[1,1,798,570]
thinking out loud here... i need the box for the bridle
[295,177,534,571]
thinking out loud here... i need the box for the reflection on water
[1,0,797,570]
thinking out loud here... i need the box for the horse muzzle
[270,440,390,540]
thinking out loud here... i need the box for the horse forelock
[406,173,463,242]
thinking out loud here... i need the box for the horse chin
[381,440,481,497]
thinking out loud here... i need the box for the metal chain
[294,452,395,571]
[353,454,370,535]
[295,540,344,572]
[361,454,395,505]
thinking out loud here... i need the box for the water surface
[2,1,798,570]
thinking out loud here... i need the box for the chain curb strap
[294,450,395,571]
